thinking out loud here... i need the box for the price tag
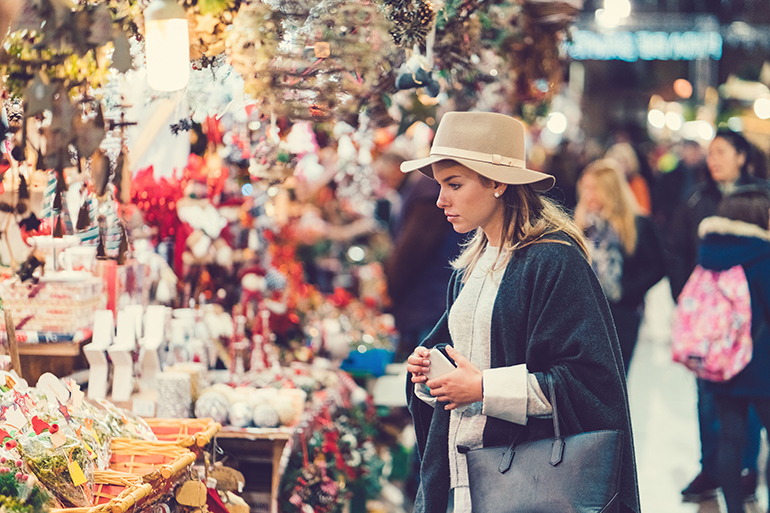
[4,407,27,430]
[69,461,87,486]
[132,398,156,418]
[50,431,67,448]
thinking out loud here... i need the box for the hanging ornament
[385,0,436,49]
[18,175,29,200]
[96,231,107,259]
[76,198,91,231]
[90,149,111,197]
[117,225,129,265]
[53,216,64,238]
[73,102,106,161]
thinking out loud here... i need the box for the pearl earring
[494,192,500,198]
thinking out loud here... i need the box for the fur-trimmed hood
[698,216,770,271]
[699,216,770,242]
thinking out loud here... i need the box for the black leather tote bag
[463,375,624,513]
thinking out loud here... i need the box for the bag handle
[547,374,564,466]
[497,373,563,474]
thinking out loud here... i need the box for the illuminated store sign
[568,30,723,61]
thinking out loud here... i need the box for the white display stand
[84,310,113,400]
[138,305,168,393]
[108,310,137,402]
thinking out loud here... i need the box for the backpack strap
[740,259,770,325]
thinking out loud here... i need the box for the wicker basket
[108,439,194,476]
[92,471,144,506]
[143,418,221,451]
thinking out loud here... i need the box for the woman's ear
[493,182,507,197]
[738,152,747,171]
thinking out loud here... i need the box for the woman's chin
[452,224,474,234]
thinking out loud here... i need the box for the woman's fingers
[409,371,428,383]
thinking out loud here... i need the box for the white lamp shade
[144,0,190,92]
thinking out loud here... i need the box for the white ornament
[252,404,280,428]
[351,386,368,406]
[194,390,230,424]
[228,402,253,428]
[273,397,297,426]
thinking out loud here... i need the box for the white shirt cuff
[482,364,528,425]
[414,383,437,408]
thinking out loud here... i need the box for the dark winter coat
[406,231,641,513]
[666,175,770,299]
[697,217,770,398]
[613,216,666,310]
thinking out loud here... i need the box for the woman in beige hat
[404,112,640,513]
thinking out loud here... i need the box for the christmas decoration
[194,390,231,425]
[251,404,280,428]
[226,0,397,123]
[383,0,437,50]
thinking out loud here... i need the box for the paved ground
[631,280,768,513]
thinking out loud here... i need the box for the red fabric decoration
[30,416,50,435]
[206,487,229,513]
[130,166,183,241]
[0,428,11,442]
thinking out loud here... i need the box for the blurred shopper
[606,142,652,215]
[652,139,708,231]
[542,140,580,212]
[694,190,770,512]
[668,131,770,298]
[668,130,769,503]
[374,152,463,362]
[574,159,665,373]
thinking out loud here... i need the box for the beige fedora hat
[400,111,555,191]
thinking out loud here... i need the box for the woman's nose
[436,190,448,209]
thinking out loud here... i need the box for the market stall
[0,0,583,511]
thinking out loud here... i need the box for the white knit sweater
[415,247,552,492]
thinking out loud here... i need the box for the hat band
[430,146,526,169]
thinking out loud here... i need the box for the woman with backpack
[692,189,770,512]
[574,159,666,373]
[668,131,768,503]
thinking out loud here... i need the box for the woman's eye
[449,183,461,190]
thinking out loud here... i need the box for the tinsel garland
[226,0,397,123]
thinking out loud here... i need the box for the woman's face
[707,137,744,184]
[579,173,604,214]
[433,161,506,242]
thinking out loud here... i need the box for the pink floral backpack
[671,264,753,382]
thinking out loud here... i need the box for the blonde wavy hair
[452,175,589,280]
[574,159,639,255]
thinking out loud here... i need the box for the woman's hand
[407,347,431,384]
[426,346,483,410]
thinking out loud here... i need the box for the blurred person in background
[653,139,708,232]
[574,159,665,373]
[374,152,463,362]
[606,142,652,215]
[542,140,580,212]
[668,130,769,503]
[693,189,770,512]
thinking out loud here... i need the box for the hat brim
[401,156,555,192]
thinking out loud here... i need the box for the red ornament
[30,416,50,435]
